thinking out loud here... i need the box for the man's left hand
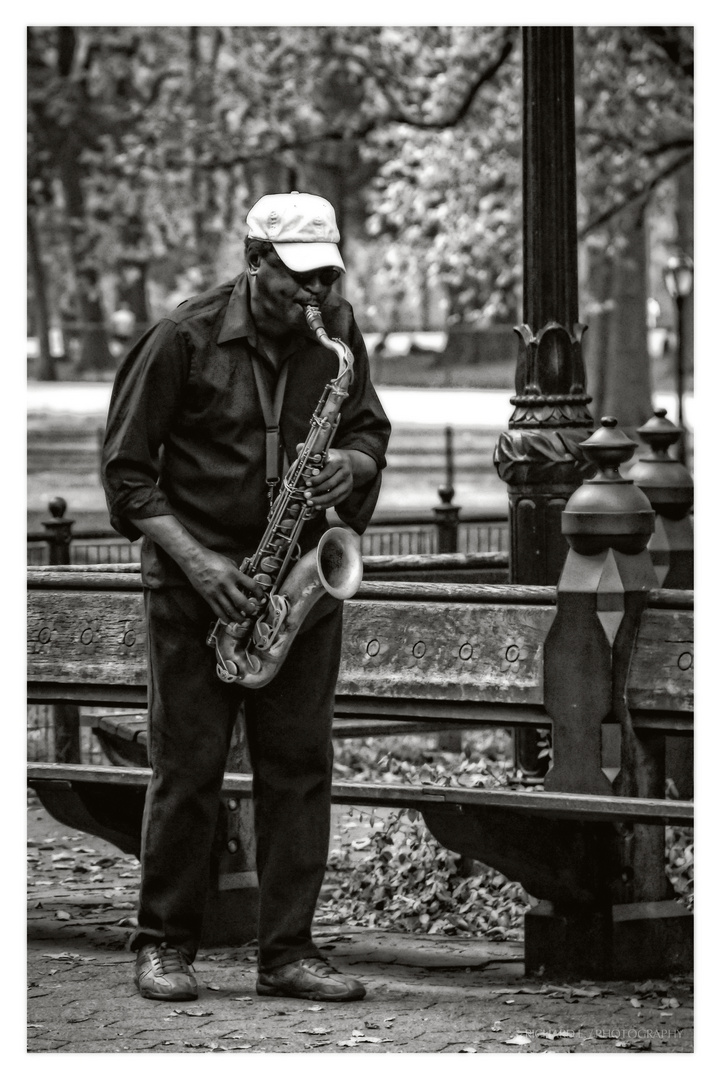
[300,447,355,509]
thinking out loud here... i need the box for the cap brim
[272,242,345,274]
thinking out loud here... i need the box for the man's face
[249,251,335,338]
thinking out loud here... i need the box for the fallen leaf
[172,1007,213,1017]
[338,1035,390,1046]
[630,997,642,1008]
[504,1034,531,1045]
[659,997,680,1009]
[460,1046,477,1053]
[635,979,670,995]
[541,983,602,998]
[42,952,94,963]
[207,984,221,992]
[307,1005,324,1012]
[55,911,72,921]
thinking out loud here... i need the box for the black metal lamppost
[662,253,694,465]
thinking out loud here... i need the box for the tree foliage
[27,25,693,402]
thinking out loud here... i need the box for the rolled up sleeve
[101,320,191,541]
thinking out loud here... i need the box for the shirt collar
[217,274,256,345]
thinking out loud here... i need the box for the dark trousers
[130,585,343,969]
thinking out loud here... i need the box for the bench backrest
[27,568,693,724]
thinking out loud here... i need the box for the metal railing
[28,498,509,567]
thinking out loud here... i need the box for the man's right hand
[183,549,265,625]
[128,513,265,624]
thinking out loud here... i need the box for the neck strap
[251,354,290,507]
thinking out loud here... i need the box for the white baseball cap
[246,191,346,274]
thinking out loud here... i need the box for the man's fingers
[236,573,265,601]
[209,576,264,624]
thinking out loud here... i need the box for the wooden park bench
[28,550,693,979]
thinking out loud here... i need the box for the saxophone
[207,303,364,688]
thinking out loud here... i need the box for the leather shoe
[134,943,198,1001]
[257,956,366,1001]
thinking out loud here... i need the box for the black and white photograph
[25,12,702,1058]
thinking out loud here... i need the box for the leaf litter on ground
[322,734,693,941]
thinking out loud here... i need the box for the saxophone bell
[208,527,363,689]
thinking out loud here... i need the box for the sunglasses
[271,255,341,288]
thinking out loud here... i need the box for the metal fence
[27,537,144,565]
[28,515,508,565]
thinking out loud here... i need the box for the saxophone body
[207,304,363,688]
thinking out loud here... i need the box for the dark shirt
[102,274,391,587]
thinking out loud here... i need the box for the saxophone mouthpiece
[304,304,328,342]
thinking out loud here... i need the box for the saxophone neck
[304,303,354,381]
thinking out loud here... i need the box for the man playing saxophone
[102,191,391,1003]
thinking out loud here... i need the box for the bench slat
[27,763,694,825]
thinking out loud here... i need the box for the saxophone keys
[217,661,239,682]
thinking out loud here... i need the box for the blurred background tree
[27,25,693,429]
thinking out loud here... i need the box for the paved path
[27,804,694,1055]
[27,381,694,430]
[25,381,694,520]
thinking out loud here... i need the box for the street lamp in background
[663,253,694,465]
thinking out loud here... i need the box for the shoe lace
[149,945,191,976]
[301,957,339,978]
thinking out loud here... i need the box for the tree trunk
[187,27,225,291]
[593,208,654,432]
[27,208,56,381]
[676,160,693,388]
[54,27,113,375]
[57,150,114,373]
[583,244,614,422]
